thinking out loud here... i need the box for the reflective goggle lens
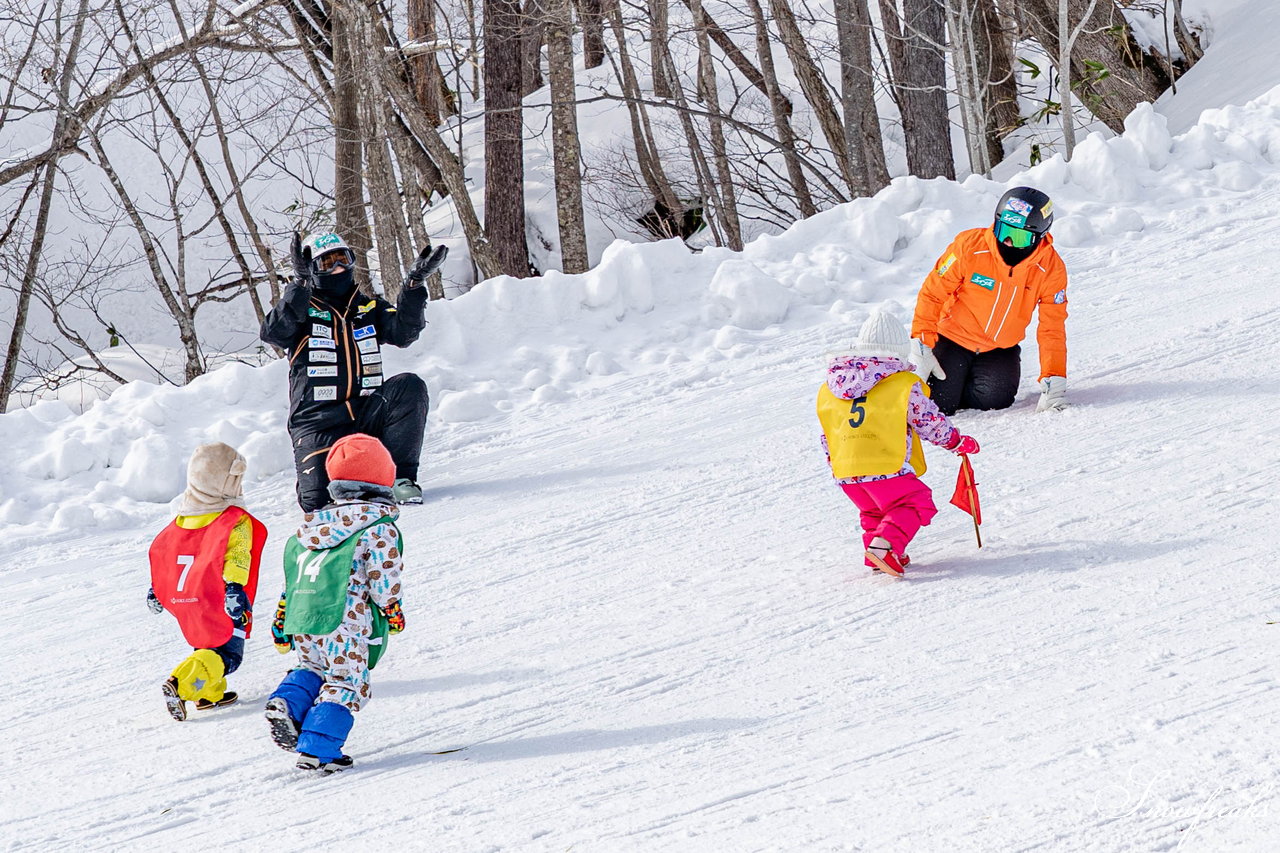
[313,248,354,273]
[995,221,1035,249]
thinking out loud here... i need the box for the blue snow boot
[265,669,322,750]
[296,701,354,772]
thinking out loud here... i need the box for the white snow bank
[4,84,1280,534]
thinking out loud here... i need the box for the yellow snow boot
[171,649,228,703]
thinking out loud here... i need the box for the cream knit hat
[173,442,247,516]
[851,308,910,360]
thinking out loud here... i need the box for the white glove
[1037,376,1067,412]
[909,338,946,383]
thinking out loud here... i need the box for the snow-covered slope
[8,44,1280,853]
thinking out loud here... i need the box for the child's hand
[383,600,406,634]
[945,432,980,455]
[146,587,164,615]
[224,582,251,622]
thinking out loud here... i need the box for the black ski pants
[928,335,1021,416]
[289,372,429,511]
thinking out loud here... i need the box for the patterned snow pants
[293,630,374,712]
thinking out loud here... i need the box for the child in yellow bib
[817,309,980,577]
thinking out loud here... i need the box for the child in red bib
[147,442,267,720]
[817,309,979,578]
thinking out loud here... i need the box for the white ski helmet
[301,231,355,272]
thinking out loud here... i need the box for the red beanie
[325,433,395,488]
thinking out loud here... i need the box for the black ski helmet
[994,187,1054,235]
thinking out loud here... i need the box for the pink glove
[944,431,980,455]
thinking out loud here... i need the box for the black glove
[146,587,164,615]
[403,244,448,288]
[224,582,251,622]
[290,231,314,286]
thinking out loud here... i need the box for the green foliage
[1017,57,1043,80]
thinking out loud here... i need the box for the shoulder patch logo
[970,273,996,290]
[1053,288,1067,304]
[937,253,957,276]
[357,300,377,314]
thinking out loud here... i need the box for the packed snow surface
[7,24,1280,853]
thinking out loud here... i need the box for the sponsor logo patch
[307,307,332,321]
[311,323,333,339]
[313,233,342,250]
[970,274,996,290]
[361,350,383,364]
[359,389,376,396]
[1041,200,1055,218]
[307,365,338,378]
[357,338,379,354]
[1053,288,1067,304]
[999,210,1027,227]
[1005,198,1032,217]
[313,386,337,401]
[353,324,376,340]
[308,337,336,349]
[361,375,384,388]
[362,363,383,376]
[310,350,337,363]
[357,300,377,315]
[937,253,957,276]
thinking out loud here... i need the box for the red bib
[149,507,267,648]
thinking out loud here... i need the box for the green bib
[282,516,401,669]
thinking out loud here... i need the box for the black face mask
[314,268,356,300]
[997,239,1037,268]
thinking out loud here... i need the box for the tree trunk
[484,0,531,276]
[332,3,373,291]
[1018,0,1172,133]
[745,0,814,217]
[974,0,1020,165]
[948,0,990,176]
[580,0,605,68]
[891,0,956,179]
[649,0,672,98]
[522,0,547,95]
[770,0,856,193]
[407,0,453,124]
[833,0,889,196]
[547,0,590,272]
[689,0,743,249]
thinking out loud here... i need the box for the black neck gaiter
[314,269,356,302]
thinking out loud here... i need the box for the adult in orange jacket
[911,187,1068,415]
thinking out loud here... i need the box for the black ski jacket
[261,280,428,434]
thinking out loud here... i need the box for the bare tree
[882,0,956,180]
[484,0,532,276]
[546,0,590,271]
[834,0,889,196]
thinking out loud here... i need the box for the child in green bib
[263,433,407,773]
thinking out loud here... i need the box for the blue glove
[224,582,251,622]
[146,587,164,615]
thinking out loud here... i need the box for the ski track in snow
[10,64,1280,853]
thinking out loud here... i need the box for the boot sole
[196,692,239,711]
[264,699,299,750]
[865,549,905,579]
[162,679,187,721]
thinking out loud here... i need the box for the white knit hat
[851,308,910,360]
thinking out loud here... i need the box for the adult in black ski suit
[261,230,447,511]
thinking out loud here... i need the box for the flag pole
[962,454,982,548]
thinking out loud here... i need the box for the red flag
[950,454,982,525]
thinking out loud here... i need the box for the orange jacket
[912,227,1068,380]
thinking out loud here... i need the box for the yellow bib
[816,371,927,478]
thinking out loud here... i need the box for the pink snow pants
[839,473,938,565]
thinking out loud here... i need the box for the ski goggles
[995,221,1037,249]
[313,248,355,273]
